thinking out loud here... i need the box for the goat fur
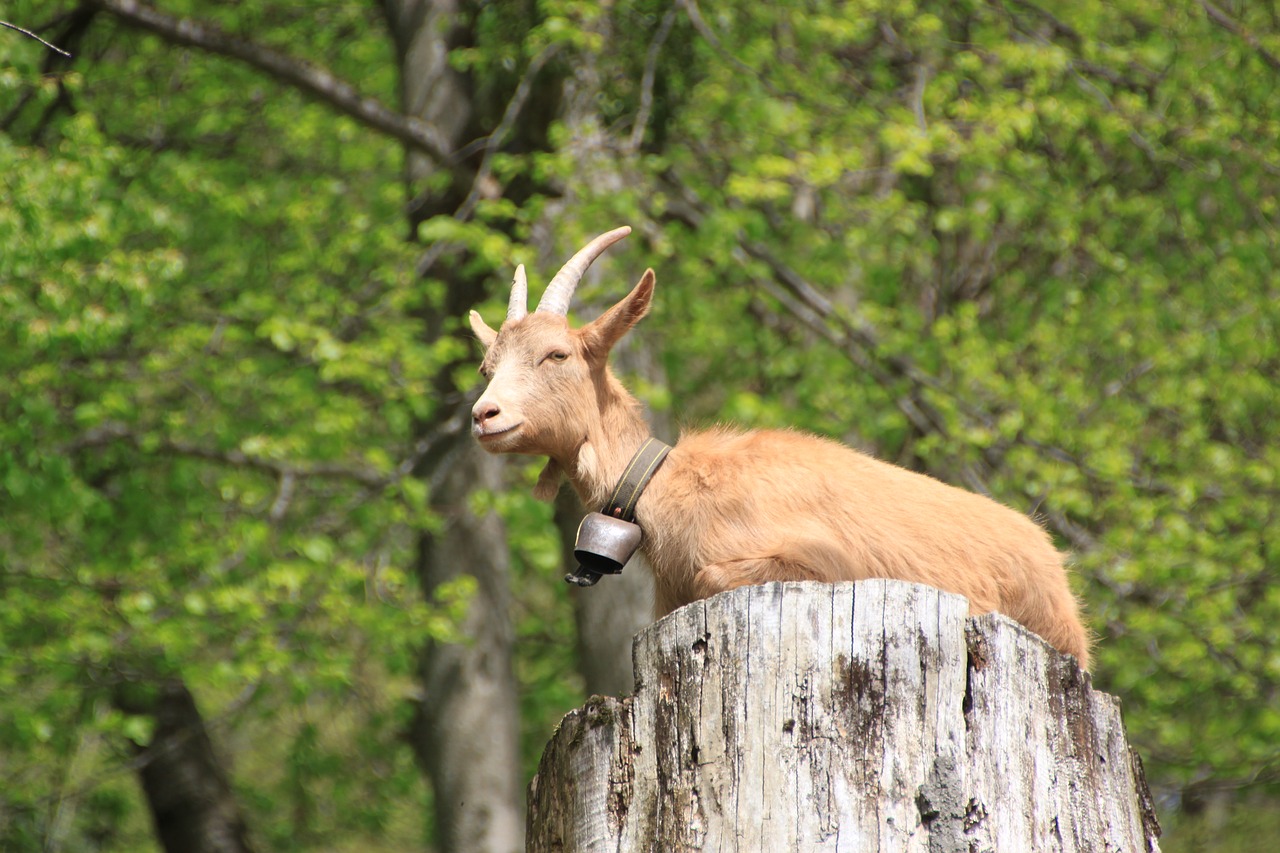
[470,265,1091,669]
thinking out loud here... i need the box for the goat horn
[535,226,632,316]
[507,264,528,323]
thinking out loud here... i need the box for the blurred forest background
[2,1,1277,851]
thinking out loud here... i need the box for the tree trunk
[410,428,523,853]
[114,677,255,853]
[527,580,1162,852]
[383,2,524,850]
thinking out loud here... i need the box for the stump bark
[527,580,1161,852]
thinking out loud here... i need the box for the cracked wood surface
[527,580,1160,852]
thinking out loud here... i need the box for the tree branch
[678,0,784,99]
[70,421,389,487]
[1199,0,1280,74]
[86,0,454,164]
[68,414,466,495]
[413,42,564,277]
[627,3,679,154]
[1,19,73,56]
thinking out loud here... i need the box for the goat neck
[561,366,653,511]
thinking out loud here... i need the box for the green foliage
[4,0,1279,850]
[1,4,459,848]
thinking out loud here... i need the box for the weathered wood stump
[527,580,1161,852]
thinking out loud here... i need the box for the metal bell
[564,512,643,587]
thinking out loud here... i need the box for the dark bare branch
[413,42,564,277]
[69,414,465,494]
[87,0,454,164]
[1199,0,1280,73]
[1,19,73,55]
[70,421,389,487]
[627,3,679,153]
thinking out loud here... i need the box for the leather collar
[602,437,671,522]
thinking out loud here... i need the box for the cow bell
[564,512,643,587]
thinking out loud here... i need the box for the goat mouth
[475,422,524,442]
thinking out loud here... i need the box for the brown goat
[469,227,1091,669]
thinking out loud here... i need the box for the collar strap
[603,437,671,522]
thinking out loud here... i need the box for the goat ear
[580,268,655,356]
[469,310,499,349]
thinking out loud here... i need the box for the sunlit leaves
[0,3,460,847]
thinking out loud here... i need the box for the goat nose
[473,401,500,425]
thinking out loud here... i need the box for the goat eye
[546,351,569,363]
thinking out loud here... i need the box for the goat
[468,227,1091,669]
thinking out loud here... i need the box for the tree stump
[527,580,1161,852]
